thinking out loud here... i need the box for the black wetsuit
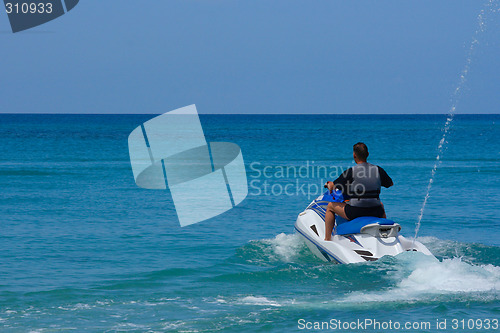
[333,162,393,220]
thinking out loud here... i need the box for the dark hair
[353,142,369,161]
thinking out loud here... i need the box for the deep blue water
[0,114,499,332]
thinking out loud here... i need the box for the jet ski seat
[336,216,400,237]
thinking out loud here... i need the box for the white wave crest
[261,233,304,263]
[344,253,500,304]
[238,296,282,307]
[400,257,500,293]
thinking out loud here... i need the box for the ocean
[0,114,499,332]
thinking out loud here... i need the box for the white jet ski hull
[295,208,434,264]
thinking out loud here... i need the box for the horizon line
[0,113,498,116]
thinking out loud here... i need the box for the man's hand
[324,181,334,192]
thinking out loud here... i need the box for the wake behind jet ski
[294,190,434,264]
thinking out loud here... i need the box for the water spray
[413,0,498,243]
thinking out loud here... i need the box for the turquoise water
[0,114,499,332]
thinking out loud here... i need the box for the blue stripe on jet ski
[306,200,330,221]
[307,207,326,221]
[294,227,344,264]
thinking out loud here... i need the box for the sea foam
[343,252,500,304]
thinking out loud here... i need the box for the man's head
[353,142,369,162]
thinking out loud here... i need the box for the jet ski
[294,190,434,264]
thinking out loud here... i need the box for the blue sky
[1,0,499,114]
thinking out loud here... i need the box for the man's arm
[330,168,352,191]
[378,166,393,188]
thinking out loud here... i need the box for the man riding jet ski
[324,142,392,241]
[294,143,433,263]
